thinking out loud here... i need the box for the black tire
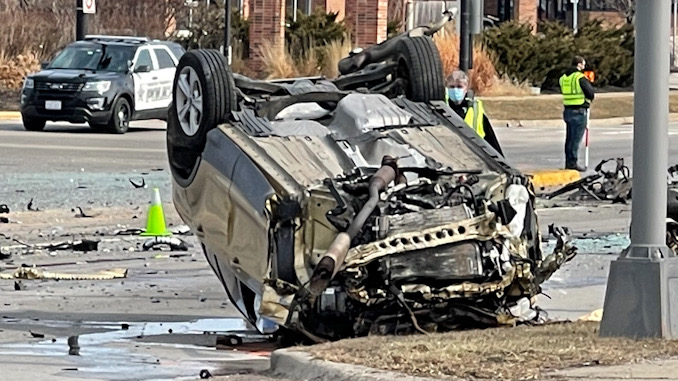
[167,49,236,184]
[22,116,46,131]
[395,36,445,102]
[107,97,131,134]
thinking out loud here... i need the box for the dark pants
[563,107,588,168]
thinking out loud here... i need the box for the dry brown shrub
[258,41,297,79]
[0,51,41,90]
[321,39,353,79]
[259,39,351,80]
[486,76,534,97]
[433,26,497,96]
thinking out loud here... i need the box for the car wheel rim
[176,67,203,137]
[118,104,130,130]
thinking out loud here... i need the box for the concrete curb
[495,113,678,128]
[526,169,581,189]
[0,111,21,120]
[270,349,440,381]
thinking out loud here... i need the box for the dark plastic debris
[0,204,9,214]
[129,178,146,189]
[199,369,212,379]
[46,239,100,252]
[142,237,189,252]
[68,336,80,356]
[27,198,40,211]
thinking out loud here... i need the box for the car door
[152,47,178,110]
[132,47,157,111]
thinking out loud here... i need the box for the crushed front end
[269,160,577,341]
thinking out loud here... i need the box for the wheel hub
[175,67,203,137]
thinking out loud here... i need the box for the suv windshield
[49,43,136,73]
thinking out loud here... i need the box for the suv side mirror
[40,61,50,69]
[134,65,151,73]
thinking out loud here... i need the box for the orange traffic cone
[140,188,172,237]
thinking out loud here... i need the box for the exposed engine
[277,156,575,342]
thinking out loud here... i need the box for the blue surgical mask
[447,87,466,104]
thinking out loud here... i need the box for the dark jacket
[563,66,595,109]
[450,99,504,157]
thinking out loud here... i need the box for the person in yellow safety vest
[445,70,504,156]
[560,55,595,172]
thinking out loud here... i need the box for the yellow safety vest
[559,72,589,106]
[444,92,486,138]
[464,99,486,139]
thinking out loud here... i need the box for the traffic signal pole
[599,0,678,339]
[76,0,87,41]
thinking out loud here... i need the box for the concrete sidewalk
[553,359,678,380]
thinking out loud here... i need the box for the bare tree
[591,0,635,24]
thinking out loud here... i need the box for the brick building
[241,0,388,70]
[238,0,628,69]
[485,0,627,29]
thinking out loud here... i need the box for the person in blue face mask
[445,71,503,156]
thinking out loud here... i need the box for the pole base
[600,249,678,339]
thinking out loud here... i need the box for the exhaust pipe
[309,156,398,296]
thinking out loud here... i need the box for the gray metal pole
[673,0,677,67]
[600,0,678,340]
[459,0,470,72]
[572,0,579,33]
[629,0,670,252]
[225,0,232,65]
[406,0,415,31]
[76,0,87,41]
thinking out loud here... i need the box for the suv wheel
[22,117,46,131]
[107,97,131,134]
[168,49,236,184]
[396,36,445,102]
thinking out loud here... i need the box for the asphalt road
[496,122,678,172]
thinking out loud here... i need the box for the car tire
[396,36,445,102]
[22,117,46,131]
[167,49,236,184]
[107,97,131,134]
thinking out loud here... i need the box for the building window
[581,0,619,11]
[287,0,312,19]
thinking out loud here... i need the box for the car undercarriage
[166,11,577,343]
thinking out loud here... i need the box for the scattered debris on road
[1,204,10,223]
[29,331,45,338]
[545,158,632,203]
[171,225,191,235]
[142,237,189,252]
[0,267,128,280]
[114,227,144,236]
[129,178,147,189]
[27,198,40,211]
[73,206,102,218]
[45,239,100,252]
[68,335,80,356]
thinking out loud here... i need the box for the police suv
[20,35,185,134]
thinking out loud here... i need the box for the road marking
[0,143,165,153]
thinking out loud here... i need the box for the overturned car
[167,16,576,342]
